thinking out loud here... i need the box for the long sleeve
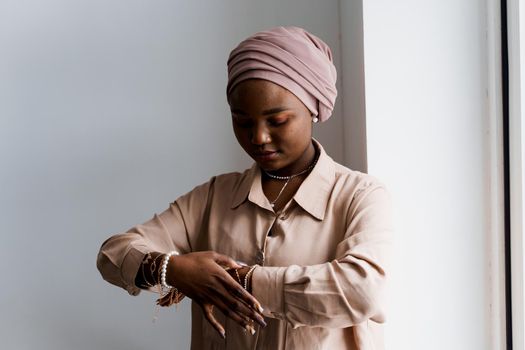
[251,184,393,329]
[95,142,390,348]
[96,178,215,295]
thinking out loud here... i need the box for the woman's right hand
[167,251,266,338]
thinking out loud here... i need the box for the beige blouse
[97,140,393,350]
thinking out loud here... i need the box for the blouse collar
[230,138,335,221]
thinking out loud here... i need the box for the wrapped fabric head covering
[226,26,337,122]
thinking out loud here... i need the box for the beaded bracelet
[235,268,243,285]
[160,251,179,291]
[244,265,258,291]
[154,251,185,310]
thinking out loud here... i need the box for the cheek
[280,121,312,146]
[232,126,250,147]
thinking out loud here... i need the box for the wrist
[156,251,185,308]
[233,265,258,292]
[135,252,164,288]
[165,254,181,288]
[244,265,258,293]
[160,251,179,290]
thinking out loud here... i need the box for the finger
[202,304,226,339]
[208,260,266,319]
[220,273,265,315]
[212,253,242,269]
[210,292,257,330]
[211,285,267,328]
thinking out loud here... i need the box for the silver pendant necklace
[263,152,319,208]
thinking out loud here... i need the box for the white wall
[0,1,346,349]
[359,1,494,349]
[509,0,525,348]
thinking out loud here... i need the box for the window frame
[506,0,525,349]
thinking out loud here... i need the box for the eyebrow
[262,107,289,115]
[231,107,290,116]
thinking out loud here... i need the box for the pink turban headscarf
[226,26,337,123]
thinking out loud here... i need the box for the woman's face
[229,79,315,175]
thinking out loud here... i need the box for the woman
[97,26,392,350]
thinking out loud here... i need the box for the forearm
[251,256,387,329]
[97,205,194,295]
[97,234,153,295]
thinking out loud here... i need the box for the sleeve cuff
[121,245,150,296]
[251,266,287,319]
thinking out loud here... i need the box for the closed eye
[268,118,288,127]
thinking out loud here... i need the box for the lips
[253,150,279,161]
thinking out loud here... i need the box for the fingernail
[246,324,256,335]
[220,331,226,339]
[236,260,248,266]
[255,304,264,314]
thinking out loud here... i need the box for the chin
[250,151,285,170]
[258,162,279,171]
[256,159,284,172]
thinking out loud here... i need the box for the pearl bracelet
[160,250,179,291]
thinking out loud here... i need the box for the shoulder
[327,161,392,225]
[176,167,252,201]
[314,139,387,197]
[212,168,250,187]
[330,159,388,197]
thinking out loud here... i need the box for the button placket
[276,199,296,222]
[256,216,277,266]
[255,249,265,265]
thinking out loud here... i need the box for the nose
[251,124,271,145]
